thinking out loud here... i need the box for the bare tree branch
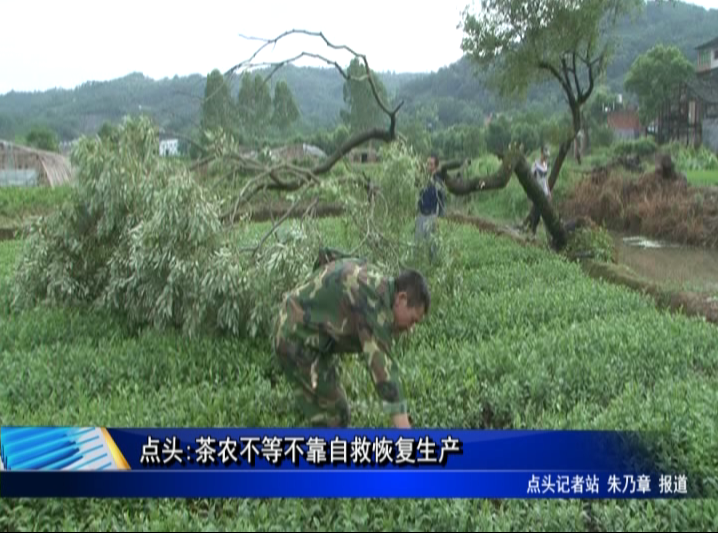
[538,61,572,100]
[440,158,514,195]
[228,30,398,115]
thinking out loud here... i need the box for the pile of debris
[563,154,718,249]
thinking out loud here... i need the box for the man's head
[392,269,430,334]
[427,154,439,175]
[541,145,550,162]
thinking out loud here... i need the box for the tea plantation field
[1,219,717,531]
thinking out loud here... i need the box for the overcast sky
[1,0,717,95]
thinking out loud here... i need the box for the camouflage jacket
[276,257,406,416]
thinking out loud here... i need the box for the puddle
[621,236,680,249]
[612,232,718,291]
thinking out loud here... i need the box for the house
[159,138,179,157]
[59,139,80,157]
[607,110,643,140]
[0,140,73,188]
[347,147,380,164]
[655,37,718,152]
[697,37,718,76]
[270,143,327,162]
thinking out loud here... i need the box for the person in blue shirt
[417,154,446,217]
[415,154,446,258]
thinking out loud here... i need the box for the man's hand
[392,413,412,429]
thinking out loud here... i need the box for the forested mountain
[397,1,718,124]
[1,0,716,142]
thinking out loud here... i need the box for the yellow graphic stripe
[101,428,131,470]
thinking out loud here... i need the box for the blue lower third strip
[0,471,687,499]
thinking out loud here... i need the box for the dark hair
[394,269,430,313]
[430,153,440,166]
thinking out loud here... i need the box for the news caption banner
[0,428,703,499]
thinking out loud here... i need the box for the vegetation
[625,44,696,126]
[670,145,718,172]
[613,138,660,158]
[200,69,237,140]
[0,186,73,228]
[686,170,718,186]
[562,163,718,249]
[2,215,718,529]
[2,8,718,520]
[23,125,61,153]
[341,58,390,133]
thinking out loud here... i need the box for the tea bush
[2,214,717,530]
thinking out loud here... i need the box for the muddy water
[612,233,718,294]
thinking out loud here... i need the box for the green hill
[0,1,716,141]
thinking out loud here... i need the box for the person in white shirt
[527,145,551,236]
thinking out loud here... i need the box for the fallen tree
[435,149,569,249]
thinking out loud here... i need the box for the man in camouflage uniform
[273,250,430,429]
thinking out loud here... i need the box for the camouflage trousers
[273,332,351,428]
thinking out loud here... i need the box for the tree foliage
[24,125,59,152]
[341,58,390,133]
[624,44,696,125]
[456,0,649,245]
[237,73,273,138]
[201,69,236,138]
[461,0,643,184]
[486,116,511,155]
[271,80,300,132]
[510,121,540,154]
[11,116,321,339]
[460,0,641,100]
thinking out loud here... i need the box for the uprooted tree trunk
[654,153,688,183]
[438,147,569,249]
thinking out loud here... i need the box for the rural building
[159,138,179,157]
[697,36,718,75]
[0,140,73,188]
[270,143,327,162]
[607,110,643,140]
[59,139,80,157]
[656,36,718,152]
[347,147,380,164]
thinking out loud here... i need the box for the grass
[686,169,718,187]
[1,219,717,531]
[0,239,21,279]
[0,185,72,228]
